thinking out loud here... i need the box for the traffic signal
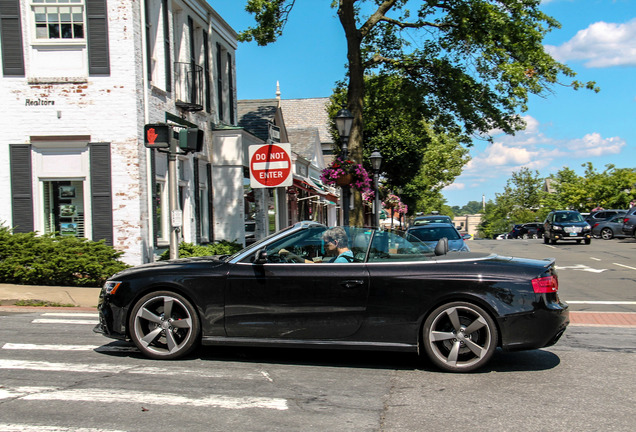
[178,127,204,152]
[144,124,170,148]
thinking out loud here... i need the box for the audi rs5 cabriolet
[94,222,569,372]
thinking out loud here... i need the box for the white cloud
[545,18,636,67]
[460,118,625,180]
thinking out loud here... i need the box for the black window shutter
[227,52,234,124]
[193,158,201,244]
[86,0,111,75]
[216,43,223,121]
[9,144,33,233]
[162,0,171,92]
[203,31,211,113]
[0,0,25,76]
[89,143,113,245]
[206,163,214,240]
[144,0,152,81]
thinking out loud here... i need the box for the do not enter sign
[249,144,293,188]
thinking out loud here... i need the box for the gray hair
[323,226,348,247]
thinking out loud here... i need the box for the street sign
[249,143,293,188]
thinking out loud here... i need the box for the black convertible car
[95,222,569,372]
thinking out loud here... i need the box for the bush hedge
[0,225,129,287]
[158,240,243,261]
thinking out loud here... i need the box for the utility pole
[168,136,181,260]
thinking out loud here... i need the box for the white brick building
[0,0,258,265]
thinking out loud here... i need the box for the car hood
[110,256,228,279]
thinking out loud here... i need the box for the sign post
[249,144,293,188]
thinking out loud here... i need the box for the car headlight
[553,226,563,230]
[104,280,123,295]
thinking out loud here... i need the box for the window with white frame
[32,0,85,40]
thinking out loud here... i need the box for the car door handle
[340,280,364,289]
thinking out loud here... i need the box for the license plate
[569,232,577,236]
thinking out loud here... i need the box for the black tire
[550,238,557,245]
[585,238,591,245]
[600,228,613,240]
[543,236,549,244]
[129,291,200,360]
[422,301,498,372]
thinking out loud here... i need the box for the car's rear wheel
[422,302,498,372]
[600,227,613,240]
[129,291,200,360]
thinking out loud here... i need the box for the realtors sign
[249,144,293,188]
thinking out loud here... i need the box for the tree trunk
[338,0,365,226]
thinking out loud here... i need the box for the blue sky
[211,1,636,207]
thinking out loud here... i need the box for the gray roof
[287,127,321,161]
[237,99,278,141]
[280,98,332,144]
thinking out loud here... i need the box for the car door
[224,227,370,340]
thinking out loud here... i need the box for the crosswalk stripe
[0,424,126,432]
[2,343,137,352]
[0,358,266,380]
[0,386,288,410]
[31,319,97,325]
[41,313,98,317]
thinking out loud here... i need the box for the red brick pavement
[570,311,636,327]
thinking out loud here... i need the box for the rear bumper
[498,298,569,351]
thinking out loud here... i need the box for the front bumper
[550,231,591,241]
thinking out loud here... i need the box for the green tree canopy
[240,0,597,225]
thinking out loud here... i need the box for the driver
[279,227,354,263]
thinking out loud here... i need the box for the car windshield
[240,226,436,263]
[408,226,461,241]
[556,212,585,223]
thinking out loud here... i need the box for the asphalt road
[1,238,634,431]
[468,236,636,313]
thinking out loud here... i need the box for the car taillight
[532,275,558,293]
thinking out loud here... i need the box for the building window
[32,0,85,40]
[42,180,85,238]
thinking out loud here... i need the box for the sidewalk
[0,283,101,309]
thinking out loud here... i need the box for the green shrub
[158,240,243,261]
[0,225,129,287]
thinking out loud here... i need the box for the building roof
[279,98,332,144]
[237,99,278,141]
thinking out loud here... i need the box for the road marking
[566,301,636,305]
[613,262,636,271]
[590,257,601,261]
[41,313,98,317]
[0,358,266,380]
[0,386,288,410]
[2,343,137,352]
[555,264,606,273]
[0,424,125,432]
[31,319,97,325]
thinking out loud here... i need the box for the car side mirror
[435,237,449,256]
[253,248,268,264]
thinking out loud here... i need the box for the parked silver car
[592,214,630,240]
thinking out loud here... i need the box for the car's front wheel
[600,227,613,240]
[422,302,498,372]
[129,291,200,360]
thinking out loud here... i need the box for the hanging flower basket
[335,173,354,186]
[321,158,372,192]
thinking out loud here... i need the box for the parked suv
[543,210,592,245]
[585,209,626,225]
[621,206,636,238]
[510,222,544,239]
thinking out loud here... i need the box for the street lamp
[370,149,382,228]
[334,108,354,225]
